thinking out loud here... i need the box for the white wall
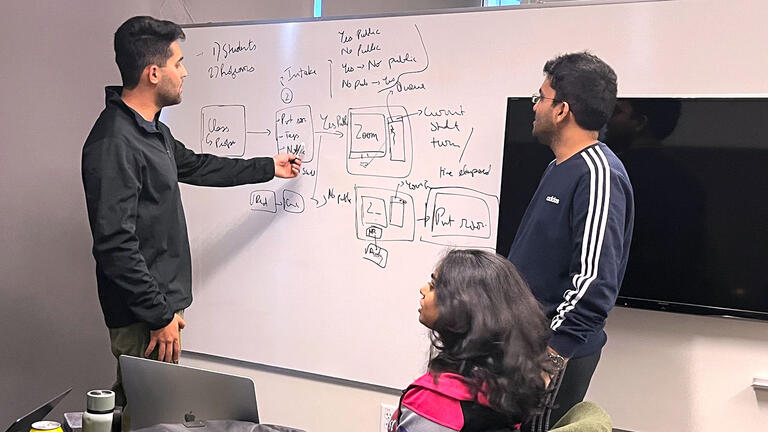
[591,308,768,431]
[2,1,768,432]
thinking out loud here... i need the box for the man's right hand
[145,313,186,363]
[273,153,302,178]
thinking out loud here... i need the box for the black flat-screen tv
[497,96,768,321]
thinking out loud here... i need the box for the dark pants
[549,350,601,425]
[108,311,184,408]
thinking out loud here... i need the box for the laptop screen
[4,388,72,432]
[119,356,258,430]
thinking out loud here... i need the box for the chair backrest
[547,401,612,432]
[526,370,566,432]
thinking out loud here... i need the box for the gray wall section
[158,0,313,24]
[0,0,153,423]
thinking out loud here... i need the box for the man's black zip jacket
[82,86,275,330]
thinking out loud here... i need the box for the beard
[156,89,181,108]
[156,79,182,108]
[532,118,556,147]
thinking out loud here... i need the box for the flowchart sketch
[162,10,535,392]
[250,190,277,213]
[201,105,246,157]
[347,106,412,178]
[421,187,499,248]
[355,187,415,241]
[276,105,315,162]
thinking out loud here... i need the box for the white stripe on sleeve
[551,146,611,331]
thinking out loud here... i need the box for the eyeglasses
[532,93,562,104]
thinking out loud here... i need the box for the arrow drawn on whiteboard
[315,130,344,138]
[310,136,323,207]
[247,129,271,136]
[328,59,333,99]
[400,110,423,118]
[377,24,430,94]
[459,127,474,163]
[358,141,388,168]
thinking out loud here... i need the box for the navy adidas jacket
[508,142,634,358]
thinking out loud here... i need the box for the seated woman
[389,249,555,432]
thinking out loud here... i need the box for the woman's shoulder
[400,373,467,431]
[398,372,480,430]
[398,372,519,432]
[410,372,472,397]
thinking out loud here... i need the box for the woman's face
[418,272,439,329]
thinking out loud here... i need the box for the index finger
[156,341,167,362]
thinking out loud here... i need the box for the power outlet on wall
[380,403,397,432]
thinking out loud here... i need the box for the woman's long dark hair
[428,249,554,422]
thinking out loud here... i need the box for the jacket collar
[104,86,161,134]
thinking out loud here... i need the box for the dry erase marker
[294,143,306,159]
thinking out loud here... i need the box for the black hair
[544,51,617,131]
[114,16,185,89]
[428,249,554,423]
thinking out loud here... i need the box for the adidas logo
[546,195,560,204]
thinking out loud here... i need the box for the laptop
[119,355,259,430]
[4,388,72,432]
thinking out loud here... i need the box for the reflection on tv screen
[498,97,768,320]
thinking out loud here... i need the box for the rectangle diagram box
[355,186,415,242]
[347,106,412,178]
[421,187,499,248]
[200,105,246,157]
[275,105,314,162]
[250,190,277,213]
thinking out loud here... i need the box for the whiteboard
[162,0,768,388]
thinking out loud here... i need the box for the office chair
[526,369,566,432]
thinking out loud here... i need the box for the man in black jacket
[82,16,301,406]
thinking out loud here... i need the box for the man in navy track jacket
[507,52,634,423]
